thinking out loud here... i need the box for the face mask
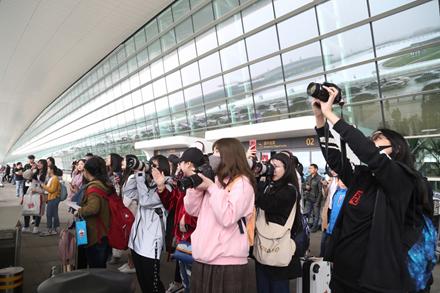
[209,155,221,172]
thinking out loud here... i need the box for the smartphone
[249,139,257,152]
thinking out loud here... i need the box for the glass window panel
[181,62,200,86]
[143,101,157,120]
[139,66,151,85]
[178,40,197,64]
[199,52,221,79]
[277,9,318,49]
[164,50,180,72]
[273,0,312,18]
[169,91,186,112]
[137,47,149,68]
[128,57,138,73]
[254,85,287,122]
[145,20,159,41]
[158,8,173,32]
[246,26,279,61]
[384,94,440,137]
[184,84,204,107]
[125,109,135,125]
[242,0,274,33]
[250,55,283,90]
[188,106,207,130]
[144,119,158,138]
[206,101,230,128]
[166,71,183,92]
[129,73,140,89]
[172,0,190,21]
[220,40,247,71]
[339,102,383,134]
[317,0,368,34]
[196,28,218,55]
[153,78,167,97]
[213,0,239,19]
[132,90,143,107]
[155,97,170,116]
[159,116,174,135]
[173,111,190,133]
[141,84,154,102]
[148,40,162,60]
[161,30,176,52]
[119,63,129,79]
[373,1,440,57]
[125,38,136,57]
[327,62,379,104]
[151,59,164,79]
[193,4,214,32]
[224,67,252,97]
[321,25,373,71]
[134,28,147,50]
[216,13,243,45]
[228,94,255,123]
[190,0,203,8]
[117,48,127,64]
[202,76,225,103]
[378,44,440,98]
[175,18,194,43]
[286,76,324,116]
[369,0,414,16]
[282,42,323,81]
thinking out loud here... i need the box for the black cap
[180,148,204,167]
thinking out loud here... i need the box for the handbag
[75,219,88,246]
[173,241,193,265]
[22,192,41,216]
[254,201,297,267]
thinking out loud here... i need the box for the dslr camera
[251,159,275,179]
[307,82,343,105]
[177,163,215,192]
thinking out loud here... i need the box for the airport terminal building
[4,0,439,186]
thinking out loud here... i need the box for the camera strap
[324,104,347,174]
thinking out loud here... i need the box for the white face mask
[208,155,221,173]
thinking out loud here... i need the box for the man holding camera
[303,164,323,232]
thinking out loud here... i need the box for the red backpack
[88,187,135,250]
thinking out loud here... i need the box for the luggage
[296,257,331,293]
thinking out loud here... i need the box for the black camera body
[307,82,343,105]
[253,160,275,179]
[177,163,216,192]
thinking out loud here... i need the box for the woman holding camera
[312,86,432,292]
[254,152,301,293]
[184,138,255,293]
[123,154,171,293]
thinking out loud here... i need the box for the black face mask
[377,145,392,151]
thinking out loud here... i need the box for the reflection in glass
[206,101,230,128]
[213,0,239,19]
[159,116,174,135]
[169,91,186,112]
[172,111,190,133]
[128,57,138,73]
[378,45,440,98]
[286,76,324,116]
[196,28,218,55]
[277,9,318,49]
[172,0,190,21]
[145,20,159,41]
[158,8,173,32]
[327,63,379,104]
[373,1,440,57]
[228,95,255,124]
[178,40,197,64]
[282,42,323,82]
[198,52,221,79]
[224,67,252,97]
[161,30,176,52]
[144,119,158,138]
[166,71,183,93]
[188,106,207,130]
[338,102,382,135]
[220,40,248,71]
[246,26,279,61]
[184,84,204,107]
[133,105,145,123]
[242,0,274,33]
[148,40,162,60]
[321,25,373,70]
[202,77,225,103]
[193,4,214,33]
[216,13,243,45]
[175,18,194,43]
[250,56,284,90]
[273,0,311,18]
[254,85,287,122]
[317,0,368,34]
[143,102,157,121]
[136,48,149,68]
[181,62,200,86]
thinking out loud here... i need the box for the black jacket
[317,119,420,293]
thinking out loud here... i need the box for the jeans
[178,261,192,293]
[15,180,24,197]
[304,199,321,229]
[86,237,111,268]
[24,216,41,228]
[46,198,60,229]
[256,262,290,293]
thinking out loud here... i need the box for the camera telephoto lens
[307,82,342,104]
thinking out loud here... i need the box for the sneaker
[119,265,136,274]
[166,282,183,293]
[21,227,31,233]
[49,230,58,236]
[32,227,39,234]
[39,230,51,237]
[118,263,129,271]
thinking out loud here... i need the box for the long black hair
[108,153,123,173]
[150,155,170,176]
[121,155,137,190]
[36,159,47,183]
[84,156,115,193]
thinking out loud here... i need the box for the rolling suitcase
[296,257,331,293]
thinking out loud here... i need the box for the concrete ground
[0,182,439,292]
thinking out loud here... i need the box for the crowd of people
[3,85,436,293]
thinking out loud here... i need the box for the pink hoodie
[184,176,255,265]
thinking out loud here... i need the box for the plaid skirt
[191,261,253,293]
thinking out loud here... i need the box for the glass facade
[6,0,440,179]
